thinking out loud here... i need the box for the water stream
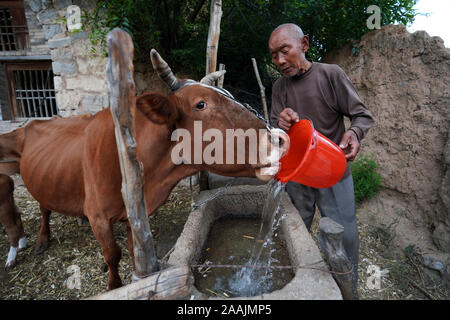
[194,179,291,297]
[227,179,285,296]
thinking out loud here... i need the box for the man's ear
[136,92,180,125]
[301,35,309,53]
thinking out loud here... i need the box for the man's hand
[278,107,299,131]
[339,130,360,161]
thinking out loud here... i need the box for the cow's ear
[136,92,180,125]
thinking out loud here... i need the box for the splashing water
[227,179,286,296]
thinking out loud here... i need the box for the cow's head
[136,50,288,181]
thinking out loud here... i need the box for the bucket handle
[297,114,318,149]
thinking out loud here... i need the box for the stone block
[37,8,59,24]
[66,76,107,92]
[53,76,64,91]
[51,47,73,61]
[80,94,108,114]
[41,0,52,8]
[52,61,77,75]
[77,57,106,76]
[55,91,81,111]
[27,0,43,12]
[43,24,63,40]
[54,0,73,9]
[48,37,71,49]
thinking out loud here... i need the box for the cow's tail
[0,127,25,175]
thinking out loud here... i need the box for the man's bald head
[270,23,305,42]
[268,23,311,77]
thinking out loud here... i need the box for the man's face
[269,28,309,77]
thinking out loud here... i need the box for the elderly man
[269,23,375,292]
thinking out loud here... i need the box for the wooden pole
[251,58,269,121]
[87,266,193,300]
[200,0,223,191]
[317,217,359,300]
[217,63,225,88]
[106,28,159,280]
[206,0,223,75]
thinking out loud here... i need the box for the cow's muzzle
[254,128,289,181]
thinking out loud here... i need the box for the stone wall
[50,31,108,116]
[0,1,108,119]
[324,25,450,257]
[35,0,109,117]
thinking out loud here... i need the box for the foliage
[351,154,383,204]
[81,0,418,112]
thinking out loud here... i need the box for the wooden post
[217,63,225,88]
[251,58,269,121]
[200,0,223,191]
[206,0,223,75]
[317,217,359,300]
[86,266,194,300]
[106,28,159,280]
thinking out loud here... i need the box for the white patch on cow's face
[18,237,27,250]
[5,246,18,268]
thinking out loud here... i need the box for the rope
[191,261,354,276]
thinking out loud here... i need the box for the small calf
[0,174,27,269]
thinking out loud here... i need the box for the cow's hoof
[34,242,49,255]
[5,260,16,270]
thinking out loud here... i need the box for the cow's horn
[200,70,226,85]
[150,49,180,91]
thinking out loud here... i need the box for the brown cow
[0,174,27,269]
[0,50,287,289]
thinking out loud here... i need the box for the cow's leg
[1,189,25,270]
[90,217,122,290]
[15,206,27,251]
[35,205,51,255]
[125,222,136,270]
[1,210,20,269]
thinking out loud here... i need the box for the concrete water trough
[168,183,342,300]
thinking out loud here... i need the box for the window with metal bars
[6,62,58,118]
[0,1,28,51]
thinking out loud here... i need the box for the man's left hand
[339,130,360,161]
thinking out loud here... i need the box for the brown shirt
[270,62,374,144]
[270,62,375,180]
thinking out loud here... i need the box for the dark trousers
[285,174,359,285]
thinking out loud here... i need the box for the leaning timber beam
[106,28,159,280]
[86,266,194,300]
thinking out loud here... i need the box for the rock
[43,24,63,40]
[27,0,43,12]
[80,95,108,114]
[432,223,450,253]
[54,0,73,9]
[51,47,73,61]
[52,61,77,75]
[48,36,71,49]
[324,24,450,254]
[36,8,59,24]
[65,76,106,92]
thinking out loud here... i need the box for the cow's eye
[196,101,206,110]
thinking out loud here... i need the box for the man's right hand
[277,107,299,131]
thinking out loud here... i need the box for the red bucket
[275,119,347,188]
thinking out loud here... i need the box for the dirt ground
[0,176,448,300]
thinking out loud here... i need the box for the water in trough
[194,180,294,297]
